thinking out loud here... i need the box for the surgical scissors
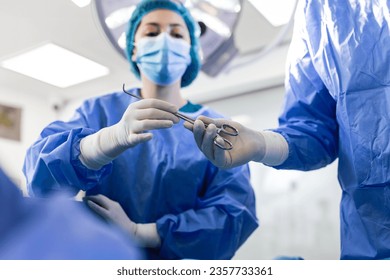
[122,84,239,150]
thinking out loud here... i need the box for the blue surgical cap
[126,0,201,87]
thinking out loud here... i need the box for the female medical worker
[23,0,258,260]
[187,0,390,259]
[0,166,141,259]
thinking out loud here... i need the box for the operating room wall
[0,86,55,193]
[203,85,341,260]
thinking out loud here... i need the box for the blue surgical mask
[135,32,191,86]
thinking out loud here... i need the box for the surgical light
[248,0,296,26]
[71,0,91,8]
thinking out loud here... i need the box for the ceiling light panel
[1,43,110,88]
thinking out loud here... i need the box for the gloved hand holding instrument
[122,84,240,151]
[184,115,289,169]
[79,89,180,170]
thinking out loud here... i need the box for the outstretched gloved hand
[84,194,161,248]
[184,116,288,169]
[80,99,179,170]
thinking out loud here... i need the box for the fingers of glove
[134,108,180,123]
[193,119,206,149]
[130,99,178,114]
[85,194,117,210]
[86,199,110,220]
[183,121,194,131]
[202,123,219,161]
[213,136,231,168]
[84,194,112,209]
[197,116,240,135]
[132,119,175,133]
[197,115,227,128]
[196,115,215,126]
[128,133,153,145]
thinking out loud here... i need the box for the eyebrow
[144,22,185,28]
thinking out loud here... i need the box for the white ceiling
[0,0,293,103]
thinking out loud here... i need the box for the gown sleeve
[271,0,339,171]
[23,102,113,197]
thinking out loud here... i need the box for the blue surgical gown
[0,167,142,259]
[23,90,258,259]
[272,0,390,259]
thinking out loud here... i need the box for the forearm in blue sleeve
[271,15,339,170]
[272,75,339,170]
[24,125,112,197]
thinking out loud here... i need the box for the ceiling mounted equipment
[93,0,297,78]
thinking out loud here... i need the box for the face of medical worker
[132,10,192,86]
[133,9,191,55]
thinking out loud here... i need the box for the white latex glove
[184,116,288,169]
[80,99,179,170]
[85,194,161,248]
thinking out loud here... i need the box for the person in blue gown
[186,0,390,260]
[23,0,258,260]
[0,167,142,259]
